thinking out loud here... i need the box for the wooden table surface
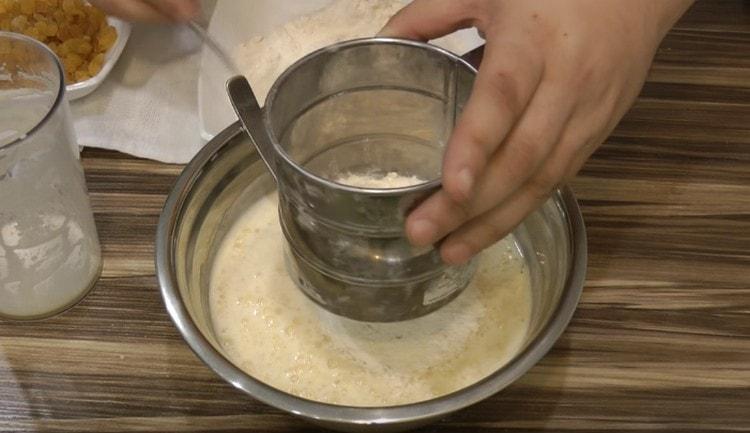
[2,2,749,432]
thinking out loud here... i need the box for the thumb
[378,0,479,40]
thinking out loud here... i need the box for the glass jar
[0,31,101,320]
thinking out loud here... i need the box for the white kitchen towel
[71,23,206,164]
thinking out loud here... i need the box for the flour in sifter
[335,171,424,188]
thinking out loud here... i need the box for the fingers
[382,2,544,205]
[378,0,481,40]
[439,179,553,265]
[440,41,543,202]
[438,125,603,265]
[92,0,164,22]
[91,0,199,23]
[145,0,201,22]
[406,81,575,247]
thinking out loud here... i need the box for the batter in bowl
[209,193,532,406]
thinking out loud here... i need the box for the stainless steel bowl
[156,122,587,432]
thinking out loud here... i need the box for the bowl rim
[155,121,587,427]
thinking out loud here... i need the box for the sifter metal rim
[262,37,478,197]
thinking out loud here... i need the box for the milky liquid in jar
[209,190,532,407]
[0,34,101,319]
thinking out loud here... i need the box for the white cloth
[71,24,205,164]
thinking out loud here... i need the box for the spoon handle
[226,75,279,183]
[187,20,242,75]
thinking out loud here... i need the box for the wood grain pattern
[1,1,749,431]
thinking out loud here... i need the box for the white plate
[197,0,483,141]
[66,17,131,101]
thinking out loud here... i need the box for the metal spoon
[187,19,275,181]
[227,75,279,183]
[187,19,241,75]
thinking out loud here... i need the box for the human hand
[381,0,693,264]
[89,0,200,23]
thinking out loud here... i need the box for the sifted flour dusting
[209,193,532,406]
[234,0,405,103]
[335,171,424,188]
